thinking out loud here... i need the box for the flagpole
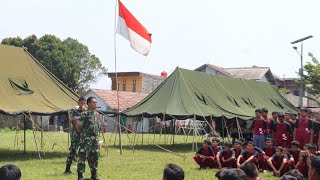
[114,0,123,155]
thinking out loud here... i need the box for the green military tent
[0,45,78,115]
[124,67,298,120]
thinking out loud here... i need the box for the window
[123,80,126,91]
[133,80,137,92]
[293,90,299,96]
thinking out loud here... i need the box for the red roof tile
[90,89,148,111]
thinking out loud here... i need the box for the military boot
[91,170,101,180]
[77,172,83,180]
[64,164,72,174]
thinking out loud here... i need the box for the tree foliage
[1,34,107,93]
[278,87,290,95]
[302,52,320,96]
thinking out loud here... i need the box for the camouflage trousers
[66,132,81,165]
[77,136,100,173]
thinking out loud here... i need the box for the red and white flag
[116,0,152,56]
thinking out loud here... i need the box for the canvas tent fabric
[123,67,298,119]
[0,45,78,115]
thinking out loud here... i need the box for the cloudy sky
[1,0,320,89]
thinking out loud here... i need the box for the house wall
[111,77,143,93]
[142,76,164,94]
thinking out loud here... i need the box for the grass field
[0,128,277,180]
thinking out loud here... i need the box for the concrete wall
[142,77,164,94]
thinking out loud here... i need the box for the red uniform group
[193,108,320,178]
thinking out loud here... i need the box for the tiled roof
[90,89,148,111]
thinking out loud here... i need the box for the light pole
[291,35,313,108]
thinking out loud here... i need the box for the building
[83,89,150,132]
[107,71,167,94]
[194,64,320,108]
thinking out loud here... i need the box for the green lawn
[0,129,277,180]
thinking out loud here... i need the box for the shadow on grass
[0,148,68,162]
[105,143,196,153]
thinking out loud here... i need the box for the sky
[1,0,320,90]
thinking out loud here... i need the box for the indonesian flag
[116,0,152,56]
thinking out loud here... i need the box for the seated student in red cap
[273,112,293,147]
[290,141,301,166]
[293,108,314,149]
[236,141,258,168]
[309,156,320,180]
[193,139,215,169]
[211,137,223,156]
[259,138,276,171]
[267,146,290,177]
[232,140,243,168]
[283,147,295,170]
[216,142,235,168]
[296,143,312,177]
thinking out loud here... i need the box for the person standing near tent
[261,108,273,139]
[272,112,293,148]
[271,111,278,123]
[293,108,314,149]
[64,97,87,174]
[76,96,101,180]
[251,109,267,149]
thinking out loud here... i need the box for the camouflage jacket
[77,110,100,138]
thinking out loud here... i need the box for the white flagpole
[114,0,123,155]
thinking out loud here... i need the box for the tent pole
[159,113,165,143]
[141,114,144,145]
[23,115,26,155]
[192,114,196,151]
[172,119,175,146]
[41,115,43,152]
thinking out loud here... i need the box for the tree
[278,87,290,95]
[302,52,320,97]
[1,34,107,93]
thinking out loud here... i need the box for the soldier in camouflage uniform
[76,96,101,180]
[64,97,87,174]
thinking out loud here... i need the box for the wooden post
[192,114,196,151]
[41,115,43,151]
[23,115,26,154]
[141,114,144,145]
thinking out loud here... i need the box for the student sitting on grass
[163,163,184,180]
[194,139,215,169]
[236,141,258,168]
[267,146,290,177]
[216,142,235,168]
[0,164,22,180]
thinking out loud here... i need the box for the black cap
[212,137,220,143]
[224,142,232,147]
[291,141,300,146]
[266,137,274,142]
[278,112,285,117]
[78,97,86,102]
[276,146,284,152]
[300,108,308,112]
[255,109,262,113]
[285,111,292,115]
[261,108,268,113]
